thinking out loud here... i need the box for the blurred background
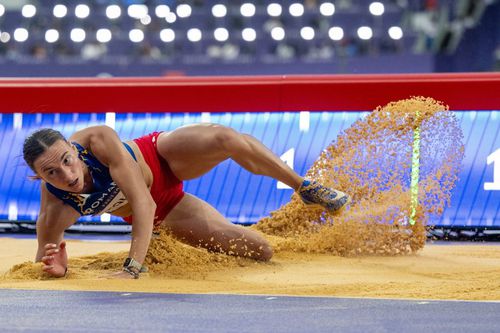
[0,0,498,77]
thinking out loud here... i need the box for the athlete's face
[33,140,85,193]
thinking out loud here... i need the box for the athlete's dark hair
[23,128,66,172]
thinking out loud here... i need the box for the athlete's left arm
[77,126,156,274]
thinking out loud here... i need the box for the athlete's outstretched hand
[41,241,68,278]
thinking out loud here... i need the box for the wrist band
[123,257,142,279]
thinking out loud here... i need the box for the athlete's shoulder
[69,126,116,147]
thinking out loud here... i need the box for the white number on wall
[277,148,295,189]
[484,148,500,191]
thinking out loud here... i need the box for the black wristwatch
[123,257,142,279]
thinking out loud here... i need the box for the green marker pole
[409,110,421,225]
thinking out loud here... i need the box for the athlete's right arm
[35,183,80,277]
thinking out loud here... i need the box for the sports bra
[45,141,136,216]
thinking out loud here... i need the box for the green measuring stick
[409,111,421,225]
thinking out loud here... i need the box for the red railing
[0,73,499,113]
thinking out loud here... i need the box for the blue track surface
[0,289,498,333]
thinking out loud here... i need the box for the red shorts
[123,132,184,227]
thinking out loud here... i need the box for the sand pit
[3,97,494,301]
[1,236,499,301]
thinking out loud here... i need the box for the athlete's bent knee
[256,242,273,261]
[213,126,242,154]
[252,238,273,261]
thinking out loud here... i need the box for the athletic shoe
[297,179,350,213]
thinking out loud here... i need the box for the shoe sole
[301,195,351,214]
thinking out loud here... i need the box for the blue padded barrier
[0,111,498,227]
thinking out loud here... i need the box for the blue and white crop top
[46,142,137,216]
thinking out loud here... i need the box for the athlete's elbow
[140,197,156,216]
[147,198,156,212]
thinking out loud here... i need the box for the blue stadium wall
[0,110,498,227]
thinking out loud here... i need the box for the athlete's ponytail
[23,128,66,172]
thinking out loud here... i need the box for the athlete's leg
[156,123,303,189]
[160,193,273,261]
[157,123,350,214]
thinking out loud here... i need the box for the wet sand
[1,237,499,301]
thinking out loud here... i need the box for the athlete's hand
[41,241,68,278]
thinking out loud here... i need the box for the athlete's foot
[297,179,350,213]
